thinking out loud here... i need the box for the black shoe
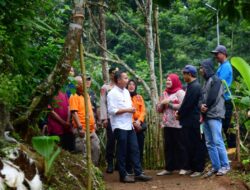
[134,174,152,182]
[106,165,114,173]
[120,176,135,183]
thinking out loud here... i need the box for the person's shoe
[227,148,236,155]
[106,165,114,173]
[126,171,134,176]
[190,172,203,177]
[134,174,153,182]
[120,176,135,183]
[202,168,218,178]
[216,167,230,176]
[179,169,192,175]
[157,170,172,176]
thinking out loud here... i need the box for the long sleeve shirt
[131,95,146,123]
[178,79,201,127]
[107,85,133,131]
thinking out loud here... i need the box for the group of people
[43,44,235,183]
[42,69,100,166]
[157,45,234,178]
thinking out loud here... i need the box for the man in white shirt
[107,70,152,183]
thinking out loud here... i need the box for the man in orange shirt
[69,76,100,166]
[127,79,147,173]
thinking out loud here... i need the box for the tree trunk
[98,0,109,83]
[153,5,163,96]
[13,1,85,136]
[145,0,158,106]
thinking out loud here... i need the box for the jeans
[114,128,142,179]
[203,119,230,171]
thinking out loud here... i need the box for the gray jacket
[200,59,225,119]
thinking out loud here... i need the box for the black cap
[211,45,227,55]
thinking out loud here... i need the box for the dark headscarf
[127,79,137,97]
[165,73,183,94]
[200,59,215,80]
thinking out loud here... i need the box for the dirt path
[104,170,247,190]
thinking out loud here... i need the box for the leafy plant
[230,57,250,91]
[32,136,61,178]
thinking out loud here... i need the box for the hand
[134,125,142,132]
[201,104,208,113]
[161,98,170,105]
[102,119,108,128]
[128,107,136,113]
[79,129,85,138]
[64,121,71,128]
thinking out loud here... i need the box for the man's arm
[49,110,70,128]
[206,78,222,108]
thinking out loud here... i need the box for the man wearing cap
[211,45,236,151]
[177,65,206,177]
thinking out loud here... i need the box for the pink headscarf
[165,73,182,94]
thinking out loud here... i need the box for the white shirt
[107,85,133,131]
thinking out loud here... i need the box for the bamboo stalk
[79,38,92,190]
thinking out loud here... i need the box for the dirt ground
[104,170,249,190]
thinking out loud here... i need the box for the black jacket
[178,79,201,127]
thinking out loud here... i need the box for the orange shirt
[131,95,146,123]
[69,93,95,132]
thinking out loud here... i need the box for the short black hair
[109,67,118,74]
[114,70,126,83]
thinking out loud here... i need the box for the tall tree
[145,0,158,105]
[98,0,109,82]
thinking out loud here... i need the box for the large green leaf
[32,136,60,160]
[230,57,250,91]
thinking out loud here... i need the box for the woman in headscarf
[126,79,147,174]
[156,73,187,176]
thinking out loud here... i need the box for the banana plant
[231,57,250,91]
[32,136,61,178]
[230,57,250,162]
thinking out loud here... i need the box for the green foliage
[0,74,23,110]
[32,136,61,177]
[231,57,250,91]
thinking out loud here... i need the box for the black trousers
[105,119,116,166]
[223,100,236,148]
[182,125,206,172]
[114,128,142,179]
[163,127,189,171]
[126,129,145,173]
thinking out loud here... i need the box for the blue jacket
[216,60,233,100]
